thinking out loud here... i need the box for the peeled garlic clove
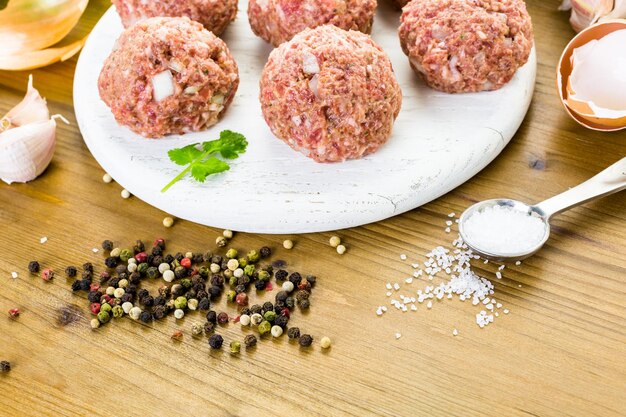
[3,75,49,127]
[565,28,626,127]
[0,120,57,184]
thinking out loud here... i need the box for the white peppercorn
[174,309,185,319]
[227,259,239,271]
[250,313,263,326]
[163,270,175,282]
[283,239,294,249]
[320,336,332,349]
[210,263,221,273]
[118,279,128,288]
[239,314,251,326]
[163,216,174,227]
[113,288,125,299]
[329,236,341,247]
[223,230,233,239]
[282,281,294,293]
[127,263,138,273]
[271,325,283,338]
[129,306,142,320]
[233,268,244,278]
[336,244,346,255]
[122,302,133,314]
[187,299,199,311]
[110,247,121,257]
[102,173,113,183]
[158,263,170,274]
[121,189,131,199]
[106,286,115,296]
[90,318,100,329]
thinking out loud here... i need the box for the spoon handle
[534,157,626,219]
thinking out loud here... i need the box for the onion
[152,70,175,102]
[302,51,320,74]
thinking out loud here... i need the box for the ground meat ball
[112,0,237,35]
[259,25,402,162]
[248,0,377,46]
[398,0,533,93]
[98,17,239,138]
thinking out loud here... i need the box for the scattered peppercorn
[254,280,266,291]
[191,322,203,336]
[217,312,229,324]
[287,327,301,340]
[208,334,224,349]
[97,311,110,324]
[1,361,11,373]
[171,330,183,341]
[299,334,313,347]
[274,315,289,329]
[8,308,20,318]
[259,246,271,258]
[204,321,216,334]
[320,336,332,349]
[258,320,271,336]
[163,216,174,228]
[289,272,302,286]
[41,268,54,281]
[263,310,276,323]
[139,310,152,323]
[299,299,311,310]
[336,245,346,255]
[230,340,241,354]
[275,269,288,281]
[198,298,210,311]
[102,240,114,251]
[90,318,100,329]
[283,239,294,249]
[216,236,227,247]
[153,305,167,319]
[65,266,77,277]
[28,261,40,273]
[235,292,248,306]
[206,310,217,323]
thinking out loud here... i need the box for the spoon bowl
[458,199,550,262]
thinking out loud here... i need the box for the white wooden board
[74,3,536,234]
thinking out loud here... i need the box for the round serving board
[74,2,536,234]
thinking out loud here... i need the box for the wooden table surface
[1,1,624,416]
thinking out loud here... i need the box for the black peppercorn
[0,361,11,373]
[171,284,184,297]
[203,251,213,262]
[198,298,210,310]
[208,334,223,349]
[287,327,300,339]
[274,302,285,311]
[71,280,82,291]
[115,265,127,275]
[262,301,274,313]
[237,276,250,286]
[152,305,167,320]
[65,266,77,277]
[208,285,222,299]
[109,277,120,288]
[275,269,288,281]
[88,291,102,303]
[157,285,170,297]
[139,310,152,323]
[306,275,316,287]
[81,271,92,281]
[259,246,271,258]
[151,255,163,267]
[210,274,224,287]
[28,261,40,273]
[220,259,229,270]
[250,304,263,315]
[285,297,295,309]
[191,276,204,286]
[244,334,257,348]
[235,284,246,294]
[174,252,184,262]
[128,272,140,285]
[137,288,149,300]
[102,240,114,251]
[275,291,288,304]
[289,272,302,286]
[121,293,134,303]
[206,310,217,323]
[274,315,289,329]
[141,295,154,307]
[295,290,309,302]
[192,253,204,264]
[196,290,208,300]
[299,299,310,310]
[146,255,155,265]
[117,272,129,281]
[174,267,186,280]
[299,334,313,347]
[82,262,94,273]
[104,256,118,268]
[163,254,174,264]
[254,280,266,291]
[153,295,166,306]
[204,321,216,334]
[184,290,197,300]
[210,255,222,265]
[133,240,145,254]
[151,245,163,256]
[79,279,91,291]
[217,312,229,324]
[125,284,137,295]
[240,307,251,316]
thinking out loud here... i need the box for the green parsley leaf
[161,130,248,193]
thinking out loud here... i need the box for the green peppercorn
[180,278,192,289]
[198,266,209,278]
[247,250,260,263]
[100,303,112,314]
[244,264,255,277]
[226,248,238,259]
[226,290,236,302]
[97,310,110,324]
[230,341,241,354]
[227,275,236,287]
[244,334,257,348]
[137,263,149,274]
[146,267,159,279]
[263,310,276,323]
[258,270,270,281]
[258,320,271,336]
[237,257,248,268]
[119,249,133,262]
[174,296,187,309]
[112,305,124,318]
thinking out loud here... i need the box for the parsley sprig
[161,130,248,193]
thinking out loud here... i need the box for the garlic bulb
[560,0,626,32]
[0,76,66,184]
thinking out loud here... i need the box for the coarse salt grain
[92,248,99,253]
[40,237,47,244]
[463,205,546,254]
[496,272,502,279]
[400,254,407,260]
[395,332,402,339]
[515,261,522,266]
[452,329,458,336]
[386,291,392,297]
[11,272,18,279]
[405,277,413,284]
[393,283,400,291]
[448,213,455,217]
[445,227,451,233]
[503,309,510,314]
[446,220,453,226]
[498,265,505,271]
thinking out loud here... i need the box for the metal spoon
[458,157,626,262]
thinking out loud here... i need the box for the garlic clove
[0,120,57,185]
[3,75,50,128]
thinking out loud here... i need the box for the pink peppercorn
[90,303,101,315]
[235,293,248,306]
[180,258,192,269]
[265,282,273,291]
[8,308,20,318]
[281,308,290,318]
[234,315,241,323]
[102,294,113,304]
[135,252,148,263]
[190,267,199,276]
[90,283,101,292]
[153,238,165,248]
[41,268,54,281]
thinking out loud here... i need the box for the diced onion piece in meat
[308,74,319,98]
[168,59,184,73]
[152,70,175,102]
[302,51,320,74]
[184,85,200,95]
[211,94,225,104]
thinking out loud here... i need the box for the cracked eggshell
[557,19,626,131]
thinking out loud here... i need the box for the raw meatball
[399,0,533,93]
[98,17,239,138]
[112,0,237,35]
[259,25,402,162]
[248,0,377,46]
